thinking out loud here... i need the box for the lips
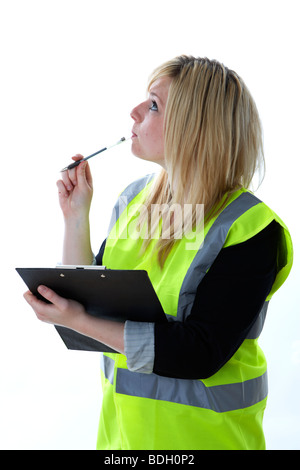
[131,129,137,138]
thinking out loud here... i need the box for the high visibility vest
[96,175,293,450]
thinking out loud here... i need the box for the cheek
[156,126,165,149]
[152,136,164,156]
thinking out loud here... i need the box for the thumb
[37,285,68,310]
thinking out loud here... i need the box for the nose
[130,102,143,122]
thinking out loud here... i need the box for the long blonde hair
[139,55,265,266]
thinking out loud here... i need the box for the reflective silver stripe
[246,301,269,339]
[177,191,262,322]
[100,355,115,385]
[101,355,268,412]
[116,369,268,412]
[107,174,155,234]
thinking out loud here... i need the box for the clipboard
[16,266,166,353]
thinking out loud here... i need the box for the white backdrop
[0,0,299,450]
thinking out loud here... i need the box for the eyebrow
[149,91,162,102]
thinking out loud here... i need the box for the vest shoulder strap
[107,174,155,235]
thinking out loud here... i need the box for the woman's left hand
[23,286,86,330]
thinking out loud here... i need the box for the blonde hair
[139,55,265,266]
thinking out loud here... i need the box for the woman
[24,55,293,450]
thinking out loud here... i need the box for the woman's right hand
[56,155,93,220]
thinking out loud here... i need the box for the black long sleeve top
[95,220,280,380]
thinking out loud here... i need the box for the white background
[0,0,299,450]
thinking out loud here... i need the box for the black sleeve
[95,239,106,265]
[153,220,280,380]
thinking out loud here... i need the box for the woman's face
[130,76,172,168]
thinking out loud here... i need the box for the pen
[60,136,128,172]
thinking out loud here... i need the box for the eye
[149,100,158,111]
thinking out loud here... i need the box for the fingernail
[38,285,47,294]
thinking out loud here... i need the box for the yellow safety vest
[96,175,293,450]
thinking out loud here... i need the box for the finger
[65,155,84,187]
[37,285,69,311]
[56,179,69,199]
[23,290,35,304]
[61,168,74,192]
[69,154,85,185]
[77,161,93,191]
[23,290,49,312]
[68,166,78,187]
[23,289,55,324]
[84,161,93,188]
[71,154,84,161]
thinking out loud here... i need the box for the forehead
[149,76,172,102]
